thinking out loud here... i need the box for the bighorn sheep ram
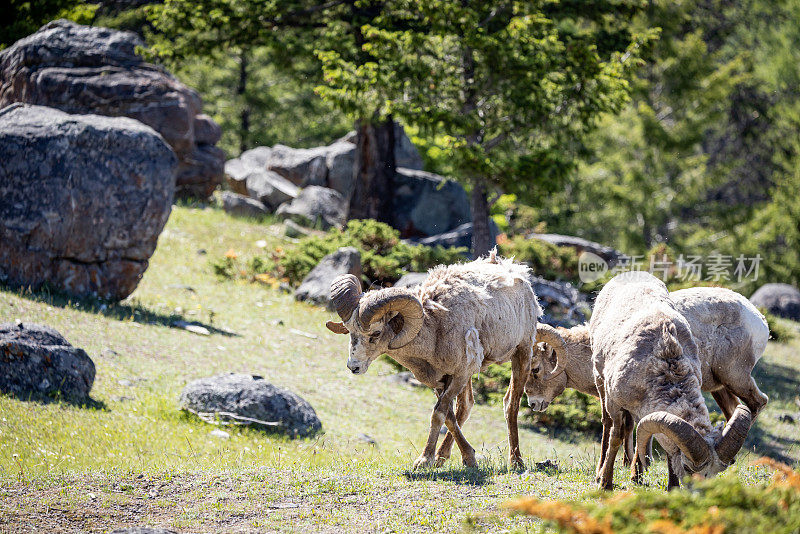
[525,286,769,468]
[589,272,752,490]
[325,251,566,469]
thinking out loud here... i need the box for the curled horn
[714,404,752,466]
[329,274,362,322]
[636,411,711,471]
[357,288,424,349]
[535,324,568,380]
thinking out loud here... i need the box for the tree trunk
[237,49,250,153]
[348,116,395,223]
[471,177,493,258]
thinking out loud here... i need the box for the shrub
[498,235,580,282]
[505,459,800,534]
[759,307,795,343]
[212,219,467,287]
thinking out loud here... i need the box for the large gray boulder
[527,233,623,268]
[530,275,589,326]
[750,283,800,322]
[325,140,357,199]
[180,373,322,437]
[244,169,300,210]
[276,186,347,230]
[220,191,268,219]
[0,20,223,199]
[394,272,429,288]
[393,168,471,237]
[295,247,362,306]
[267,144,329,186]
[413,221,499,255]
[0,322,95,402]
[224,122,424,205]
[0,104,175,300]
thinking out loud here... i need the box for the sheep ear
[326,321,349,334]
[388,313,404,334]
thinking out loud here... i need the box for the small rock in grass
[534,459,559,472]
[209,429,230,440]
[357,433,378,446]
[777,413,796,424]
[0,322,95,402]
[118,379,133,387]
[181,373,322,437]
[386,371,424,388]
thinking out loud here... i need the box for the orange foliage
[504,497,613,534]
[751,458,800,490]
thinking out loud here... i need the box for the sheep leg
[504,344,532,470]
[666,455,682,490]
[711,388,739,420]
[621,412,635,467]
[598,412,624,490]
[436,381,475,467]
[725,376,768,418]
[413,374,471,470]
[630,435,646,485]
[442,396,477,468]
[595,379,611,482]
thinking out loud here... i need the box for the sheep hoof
[413,455,436,470]
[435,456,449,468]
[462,454,478,468]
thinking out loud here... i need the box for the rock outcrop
[0,20,224,199]
[276,186,347,230]
[0,322,95,402]
[295,247,362,307]
[750,283,800,322]
[220,191,268,219]
[0,104,175,300]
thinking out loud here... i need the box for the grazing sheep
[589,272,752,490]
[325,251,566,469]
[525,286,769,467]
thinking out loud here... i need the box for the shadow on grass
[2,283,239,337]
[3,390,107,411]
[403,465,498,486]
[753,359,800,404]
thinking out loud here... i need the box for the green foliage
[760,308,796,343]
[1,0,98,48]
[508,461,800,533]
[215,219,467,287]
[528,390,603,436]
[317,2,654,206]
[536,0,800,291]
[498,236,579,282]
[172,48,350,156]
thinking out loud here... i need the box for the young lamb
[525,286,769,468]
[590,272,752,490]
[324,251,566,469]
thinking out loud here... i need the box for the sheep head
[523,324,569,410]
[525,340,568,411]
[325,274,424,374]
[636,405,752,480]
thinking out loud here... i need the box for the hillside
[1,205,798,533]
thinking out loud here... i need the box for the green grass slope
[1,205,799,533]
